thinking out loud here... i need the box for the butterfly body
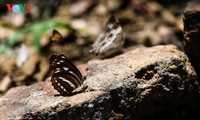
[49,54,85,95]
[90,15,124,57]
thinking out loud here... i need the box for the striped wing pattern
[89,15,124,56]
[49,54,83,94]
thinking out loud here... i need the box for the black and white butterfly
[49,54,85,95]
[89,15,124,57]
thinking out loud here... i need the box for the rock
[84,45,197,91]
[0,79,109,120]
[0,45,199,120]
[69,0,97,17]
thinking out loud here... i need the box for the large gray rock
[0,45,199,120]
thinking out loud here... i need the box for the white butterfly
[90,15,124,57]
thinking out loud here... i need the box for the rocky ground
[0,45,199,120]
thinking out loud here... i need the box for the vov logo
[6,4,31,13]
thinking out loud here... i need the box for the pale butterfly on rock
[89,15,124,57]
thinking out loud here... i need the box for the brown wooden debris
[183,0,200,78]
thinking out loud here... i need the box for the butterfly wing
[50,54,82,80]
[51,29,63,42]
[90,15,124,56]
[49,54,83,94]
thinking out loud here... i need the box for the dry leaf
[34,57,49,81]
[0,75,12,92]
